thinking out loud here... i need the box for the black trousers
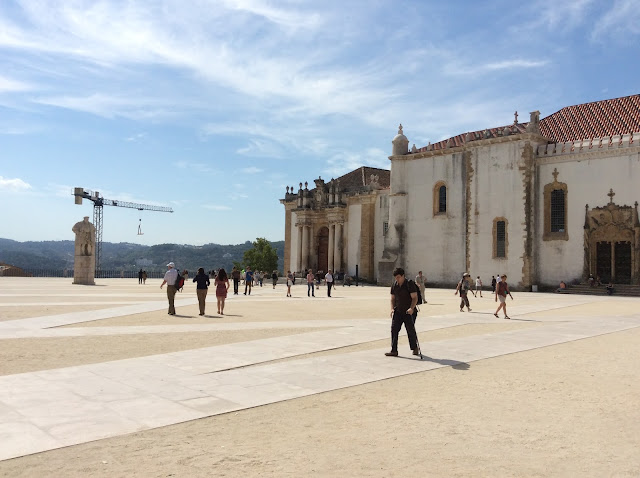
[327,283,332,297]
[233,278,239,294]
[390,309,418,352]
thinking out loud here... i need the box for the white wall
[536,152,640,285]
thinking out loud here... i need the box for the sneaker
[467,308,472,312]
[384,351,398,357]
[412,348,421,356]
[460,309,464,312]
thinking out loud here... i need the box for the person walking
[193,267,210,316]
[494,274,513,319]
[415,270,427,304]
[491,275,497,293]
[215,268,230,314]
[286,270,293,297]
[475,276,483,298]
[385,267,420,357]
[307,268,315,297]
[454,272,472,312]
[142,270,147,284]
[231,266,240,295]
[160,262,178,315]
[324,269,334,297]
[244,267,253,295]
[138,268,143,284]
[271,270,278,289]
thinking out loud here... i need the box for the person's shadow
[421,356,471,370]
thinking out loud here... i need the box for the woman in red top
[215,268,230,315]
[494,274,513,319]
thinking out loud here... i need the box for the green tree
[242,237,279,273]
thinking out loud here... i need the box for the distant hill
[0,238,285,273]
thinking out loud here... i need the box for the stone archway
[317,226,329,273]
[583,193,640,284]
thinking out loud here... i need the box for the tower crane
[73,187,173,277]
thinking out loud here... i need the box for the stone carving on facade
[583,191,640,284]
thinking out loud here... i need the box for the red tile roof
[416,94,640,152]
[539,94,640,142]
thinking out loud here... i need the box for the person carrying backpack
[385,267,420,357]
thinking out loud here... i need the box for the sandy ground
[0,278,639,477]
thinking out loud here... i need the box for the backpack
[175,270,185,292]
[409,279,423,305]
[393,279,422,305]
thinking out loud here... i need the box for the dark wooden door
[596,241,612,283]
[614,241,632,284]
[317,227,329,273]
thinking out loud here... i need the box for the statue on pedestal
[72,216,96,285]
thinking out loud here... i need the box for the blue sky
[1,0,639,246]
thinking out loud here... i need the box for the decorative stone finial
[552,168,559,182]
[304,181,308,189]
[299,182,302,189]
[398,124,403,135]
[392,123,409,155]
[286,186,289,193]
[607,188,615,204]
[411,144,417,153]
[514,111,518,124]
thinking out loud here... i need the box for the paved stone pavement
[1,279,639,461]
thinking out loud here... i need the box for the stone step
[561,283,640,297]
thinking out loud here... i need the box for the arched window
[493,217,508,259]
[433,181,447,216]
[544,168,568,241]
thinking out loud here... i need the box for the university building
[281,94,640,288]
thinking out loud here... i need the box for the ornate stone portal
[583,190,640,284]
[72,216,96,285]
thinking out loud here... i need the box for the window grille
[383,222,389,235]
[496,221,506,257]
[438,185,446,213]
[550,189,565,232]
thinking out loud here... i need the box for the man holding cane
[385,267,420,357]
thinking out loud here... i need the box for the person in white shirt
[160,262,178,315]
[324,269,334,297]
[475,276,483,298]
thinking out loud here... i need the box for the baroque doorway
[317,226,329,273]
[584,192,640,284]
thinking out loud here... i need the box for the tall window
[543,170,568,241]
[438,185,447,213]
[493,217,508,259]
[433,181,447,216]
[496,221,506,257]
[550,189,565,232]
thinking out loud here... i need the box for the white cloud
[202,204,232,211]
[0,176,32,191]
[593,0,640,39]
[0,75,32,93]
[445,58,549,77]
[241,167,264,174]
[324,148,388,177]
[176,160,213,173]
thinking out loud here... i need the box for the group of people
[137,269,148,284]
[160,262,231,316]
[386,268,515,357]
[282,268,335,297]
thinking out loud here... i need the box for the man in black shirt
[386,267,420,357]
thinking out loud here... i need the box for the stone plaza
[0,278,639,476]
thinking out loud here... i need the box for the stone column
[328,223,335,272]
[302,225,310,271]
[334,223,343,272]
[296,225,303,272]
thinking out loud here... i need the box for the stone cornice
[535,145,640,166]
[389,133,547,161]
